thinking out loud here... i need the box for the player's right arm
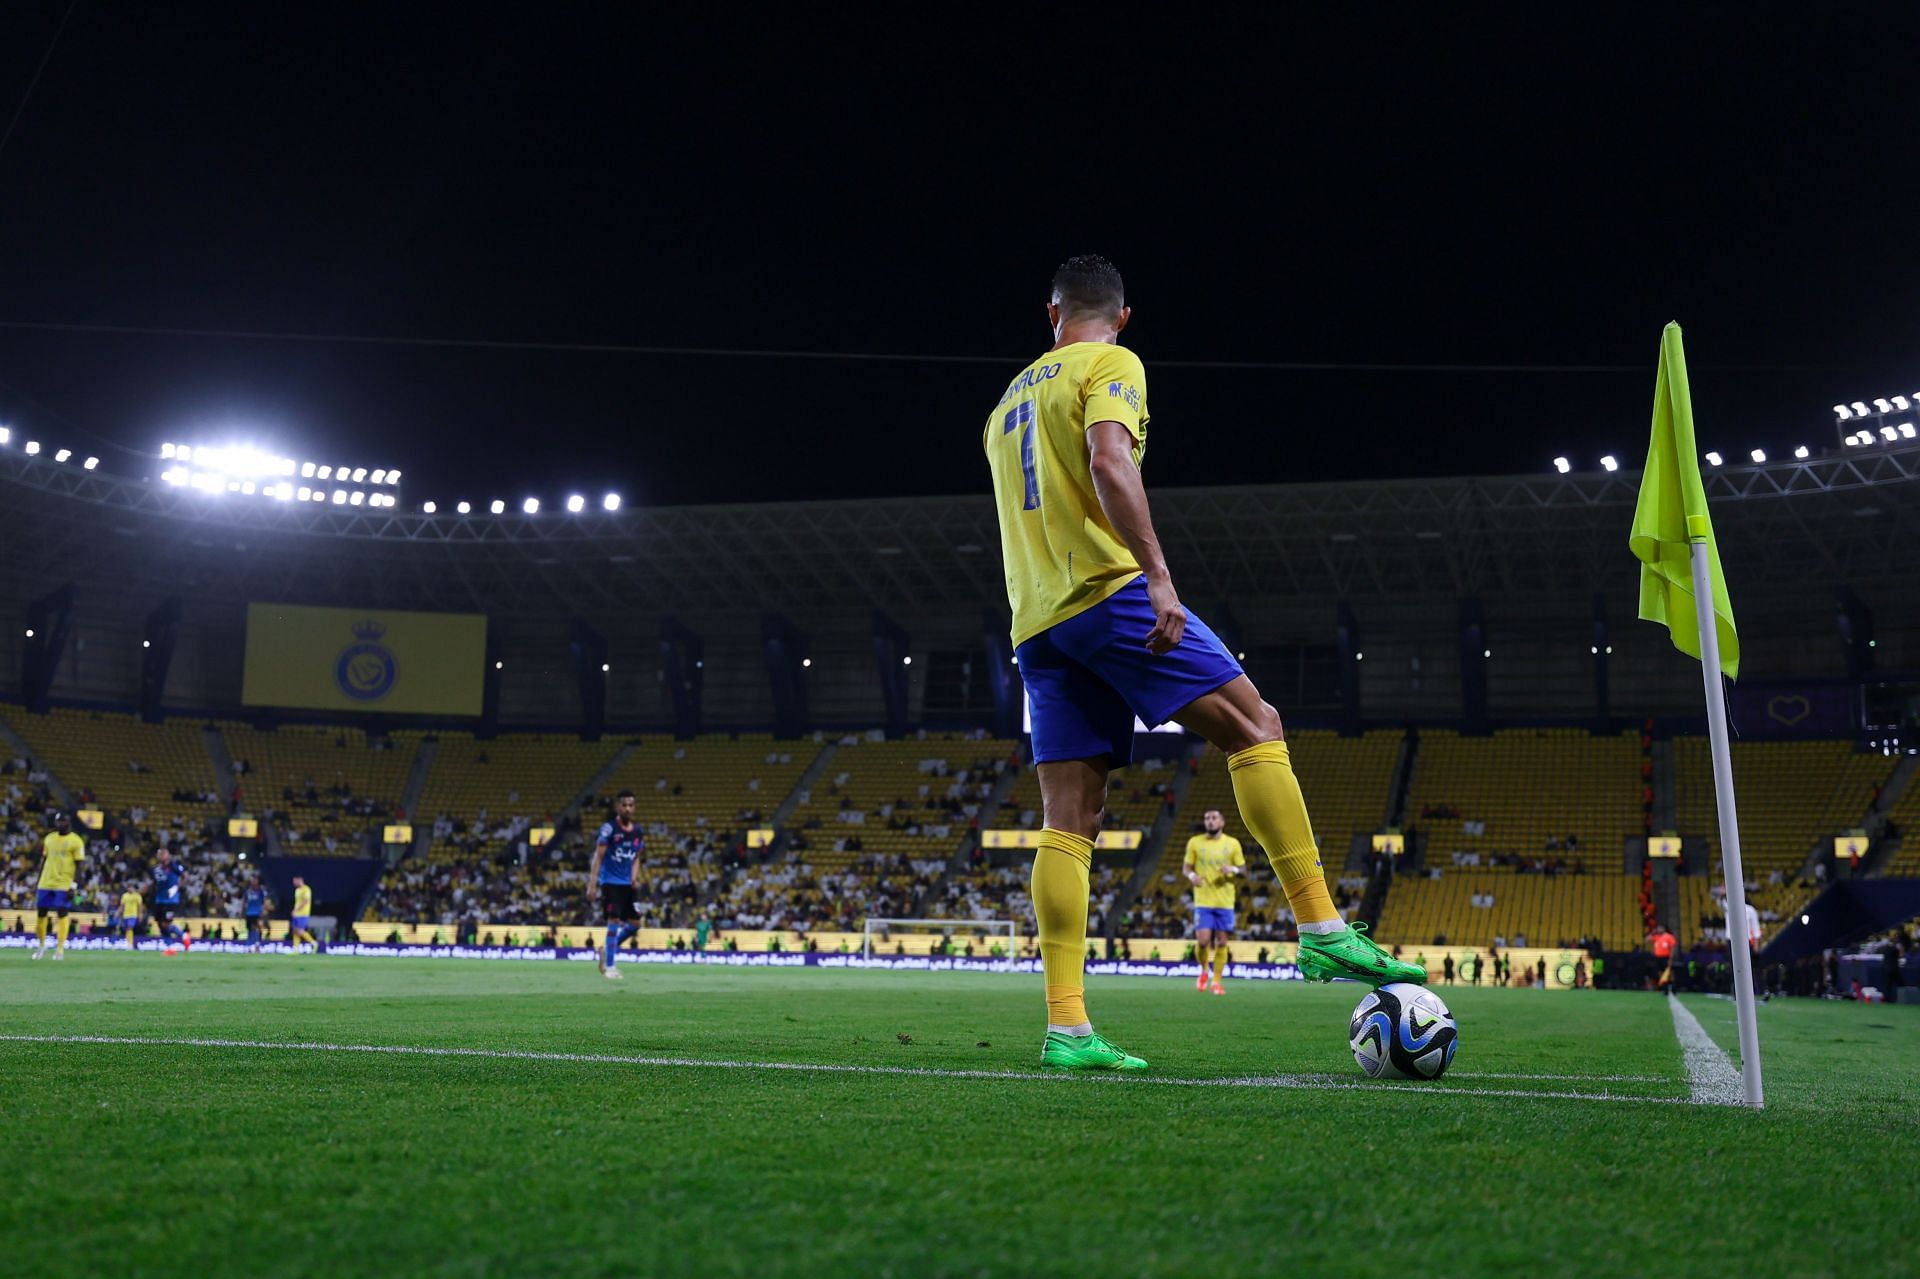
[1182,837,1203,887]
[587,823,611,897]
[1087,421,1184,654]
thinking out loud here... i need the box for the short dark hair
[616,788,636,801]
[1051,254,1125,318]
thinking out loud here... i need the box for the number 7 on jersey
[1002,401,1039,511]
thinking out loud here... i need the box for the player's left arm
[1223,842,1245,877]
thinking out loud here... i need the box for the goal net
[861,918,1019,971]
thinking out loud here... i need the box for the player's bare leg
[1174,677,1423,986]
[1033,757,1145,1071]
[1194,925,1214,991]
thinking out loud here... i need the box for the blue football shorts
[1195,906,1237,933]
[34,889,72,912]
[1017,575,1244,766]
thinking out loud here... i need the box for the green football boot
[1039,1030,1149,1073]
[1296,922,1427,986]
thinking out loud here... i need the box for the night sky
[1,6,1916,509]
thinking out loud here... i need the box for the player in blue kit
[151,846,192,955]
[243,876,269,952]
[589,789,645,981]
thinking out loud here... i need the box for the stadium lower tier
[1373,870,1642,950]
[0,911,1598,985]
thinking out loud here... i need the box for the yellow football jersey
[1184,834,1245,909]
[293,885,313,916]
[37,831,86,891]
[983,340,1149,647]
[120,890,143,920]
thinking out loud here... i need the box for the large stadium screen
[1371,833,1405,855]
[528,826,556,847]
[242,603,487,715]
[1834,834,1868,860]
[383,824,414,844]
[228,817,259,838]
[75,807,104,830]
[746,828,776,848]
[1648,836,1682,858]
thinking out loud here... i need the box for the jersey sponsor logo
[1106,380,1142,412]
[995,362,1063,407]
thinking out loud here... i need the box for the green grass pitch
[2,952,1915,1278]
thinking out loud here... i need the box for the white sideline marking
[1668,996,1743,1106]
[0,1033,1687,1106]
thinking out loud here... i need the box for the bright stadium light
[1882,425,1899,442]
[176,445,193,461]
[161,442,177,457]
[1903,424,1919,439]
[1852,401,1870,416]
[387,469,401,482]
[457,501,472,514]
[350,467,368,483]
[566,494,585,513]
[1552,456,1571,473]
[299,462,315,477]
[25,628,33,637]
[371,469,387,484]
[1896,396,1912,411]
[161,468,187,485]
[54,448,71,462]
[902,655,912,666]
[603,493,621,511]
[422,501,437,513]
[1874,398,1892,413]
[25,440,40,455]
[297,486,312,501]
[1483,649,1492,658]
[600,663,611,673]
[489,499,505,514]
[240,480,257,495]
[349,491,365,506]
[494,660,504,670]
[332,490,348,504]
[522,497,539,514]
[801,658,812,668]
[225,480,241,493]
[1599,455,1618,471]
[0,427,9,444]
[1704,451,1723,466]
[1749,449,1766,463]
[143,639,151,649]
[83,456,98,470]
[1794,445,1810,459]
[316,465,332,480]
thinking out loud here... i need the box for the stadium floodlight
[600,662,611,673]
[1354,651,1363,661]
[422,501,437,513]
[300,462,315,477]
[143,639,151,649]
[1882,425,1899,442]
[522,497,539,514]
[316,465,332,480]
[1552,456,1571,473]
[54,448,72,462]
[603,492,621,511]
[1704,451,1723,466]
[1852,402,1870,416]
[83,456,98,470]
[1599,455,1618,471]
[1833,404,1852,419]
[1896,396,1912,411]
[161,441,177,457]
[25,628,33,637]
[350,467,368,483]
[457,501,471,514]
[489,499,505,514]
[349,491,365,506]
[387,469,401,482]
[332,489,348,504]
[566,494,585,513]
[1903,424,1919,439]
[1749,449,1766,463]
[493,660,504,670]
[1793,445,1810,459]
[0,427,8,444]
[1874,398,1893,413]
[371,469,387,484]
[25,440,40,455]
[801,657,812,668]
[176,445,192,460]
[226,480,242,492]
[1591,645,1599,655]
[240,480,257,495]
[1483,649,1492,658]
[161,468,186,485]
[297,486,312,501]
[902,655,912,666]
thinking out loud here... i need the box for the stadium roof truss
[2,444,1917,618]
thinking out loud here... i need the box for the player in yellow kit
[289,877,318,954]
[120,886,144,950]
[31,811,87,960]
[1184,809,1244,996]
[986,256,1424,1072]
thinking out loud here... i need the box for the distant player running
[692,916,712,962]
[289,877,317,954]
[589,789,645,981]
[985,256,1424,1072]
[1184,809,1244,996]
[31,811,86,960]
[119,885,144,950]
[151,846,192,955]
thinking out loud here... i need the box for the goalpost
[861,918,1019,972]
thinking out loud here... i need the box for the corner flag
[1628,322,1739,680]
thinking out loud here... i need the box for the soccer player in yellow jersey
[984,255,1424,1072]
[120,886,144,950]
[31,811,87,960]
[289,877,318,954]
[1184,809,1244,996]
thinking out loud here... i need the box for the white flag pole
[1687,536,1764,1108]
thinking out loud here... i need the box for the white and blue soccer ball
[1349,983,1458,1080]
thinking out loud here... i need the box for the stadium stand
[1134,730,1401,940]
[0,705,226,844]
[219,722,418,853]
[414,731,620,858]
[1672,738,1892,880]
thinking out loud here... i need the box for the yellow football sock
[125,928,135,950]
[1031,828,1094,1028]
[35,915,49,945]
[1210,945,1228,982]
[55,916,72,951]
[1228,741,1343,929]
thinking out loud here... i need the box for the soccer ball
[1349,983,1457,1080]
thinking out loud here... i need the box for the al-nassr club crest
[335,620,398,702]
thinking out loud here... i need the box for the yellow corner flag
[1628,322,1739,679]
